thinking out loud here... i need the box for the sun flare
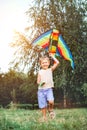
[0,3,27,72]
[0,11,26,43]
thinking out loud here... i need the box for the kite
[32,29,74,69]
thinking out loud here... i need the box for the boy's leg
[41,107,47,121]
[48,100,54,112]
[48,101,55,119]
[47,88,55,119]
[47,88,54,111]
[38,90,47,121]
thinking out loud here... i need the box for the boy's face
[40,58,50,69]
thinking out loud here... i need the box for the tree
[9,0,87,106]
[0,70,25,106]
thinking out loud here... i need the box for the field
[0,108,87,130]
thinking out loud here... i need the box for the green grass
[0,108,87,130]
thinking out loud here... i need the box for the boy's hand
[39,82,45,87]
[49,53,55,57]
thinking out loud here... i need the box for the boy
[37,54,59,121]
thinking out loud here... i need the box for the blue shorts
[37,88,54,109]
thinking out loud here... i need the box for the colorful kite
[32,29,74,69]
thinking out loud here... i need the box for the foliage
[81,83,87,97]
[0,70,38,106]
[17,71,37,104]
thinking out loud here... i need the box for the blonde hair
[39,56,50,65]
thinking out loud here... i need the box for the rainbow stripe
[32,30,52,50]
[58,35,74,69]
[32,29,74,69]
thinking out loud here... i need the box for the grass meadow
[0,108,87,130]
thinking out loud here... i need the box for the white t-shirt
[38,68,54,89]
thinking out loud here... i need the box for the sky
[0,0,32,73]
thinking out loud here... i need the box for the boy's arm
[37,73,41,85]
[37,73,45,87]
[49,53,60,71]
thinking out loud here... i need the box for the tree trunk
[63,88,67,108]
